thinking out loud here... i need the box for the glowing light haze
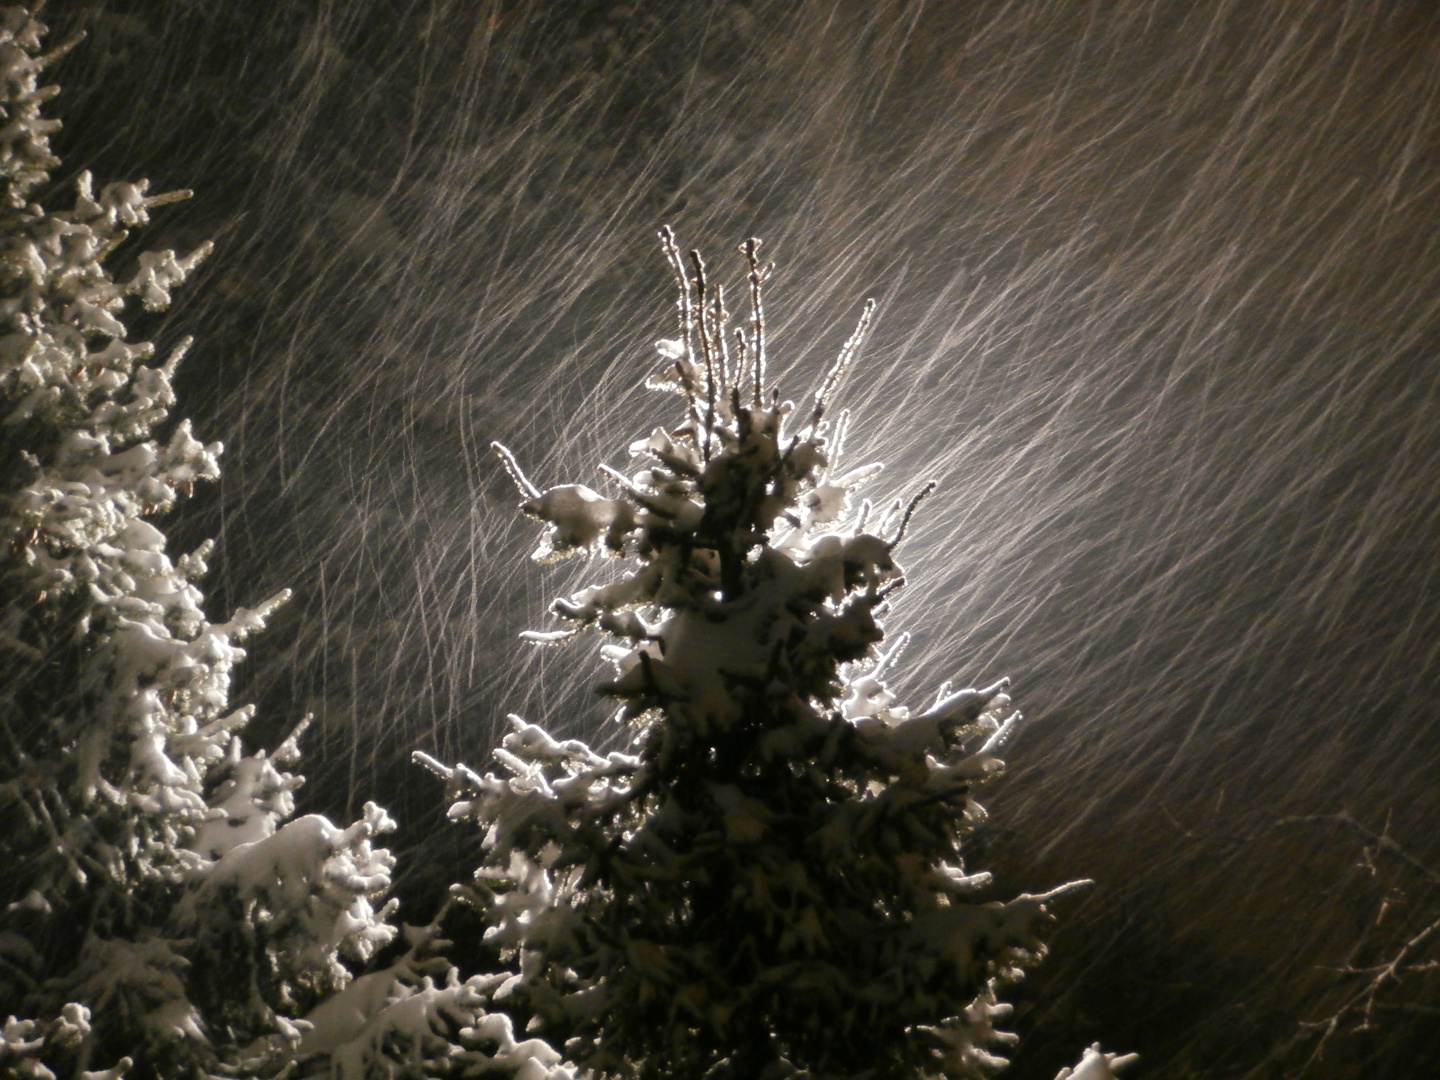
[47,0,1440,1074]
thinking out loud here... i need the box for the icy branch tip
[271,714,313,766]
[520,629,576,646]
[39,31,88,71]
[890,480,937,548]
[1021,879,1096,906]
[813,297,876,425]
[412,750,452,780]
[142,188,194,210]
[491,441,542,499]
[162,335,194,376]
[259,587,294,614]
[978,710,1022,757]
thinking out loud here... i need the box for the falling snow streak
[35,1,1440,1076]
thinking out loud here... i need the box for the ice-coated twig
[712,282,732,393]
[743,236,770,406]
[521,629,578,645]
[688,248,718,457]
[812,298,875,427]
[38,29,86,72]
[854,497,872,535]
[140,187,194,210]
[978,710,1022,756]
[659,225,694,367]
[491,441,543,499]
[890,480,937,548]
[830,409,851,470]
[732,325,750,395]
[658,226,704,431]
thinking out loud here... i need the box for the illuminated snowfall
[0,4,1136,1077]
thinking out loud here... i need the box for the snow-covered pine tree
[419,231,1097,1080]
[0,8,402,1077]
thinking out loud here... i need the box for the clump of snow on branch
[0,1003,127,1080]
[296,954,576,1080]
[1053,1044,1139,1080]
[422,229,1094,1080]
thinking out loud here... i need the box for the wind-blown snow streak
[37,1,1440,1075]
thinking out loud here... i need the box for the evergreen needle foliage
[420,230,1094,1080]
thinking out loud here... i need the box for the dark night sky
[36,1,1440,1074]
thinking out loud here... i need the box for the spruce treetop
[423,230,1086,1080]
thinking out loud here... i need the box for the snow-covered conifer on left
[0,8,403,1077]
